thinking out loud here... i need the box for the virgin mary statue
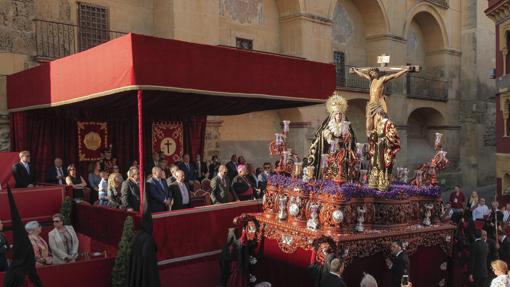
[305,91,357,181]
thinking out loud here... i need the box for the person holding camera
[386,240,410,287]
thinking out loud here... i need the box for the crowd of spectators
[447,185,510,287]
[10,150,274,214]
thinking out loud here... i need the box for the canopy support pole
[137,89,144,215]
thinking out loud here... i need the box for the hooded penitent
[127,182,161,287]
[3,186,42,287]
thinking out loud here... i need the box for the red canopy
[7,33,335,112]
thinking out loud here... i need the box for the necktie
[57,168,63,184]
[24,163,30,175]
[158,179,165,191]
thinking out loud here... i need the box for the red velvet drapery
[9,93,206,180]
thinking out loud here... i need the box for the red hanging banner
[77,122,108,161]
[152,121,183,164]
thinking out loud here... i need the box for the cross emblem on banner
[160,137,177,156]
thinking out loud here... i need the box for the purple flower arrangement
[267,174,441,200]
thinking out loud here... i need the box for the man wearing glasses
[12,150,37,188]
[48,213,79,264]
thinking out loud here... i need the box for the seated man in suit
[320,258,347,287]
[210,165,238,204]
[12,150,37,188]
[178,154,196,187]
[46,157,66,185]
[146,167,171,213]
[169,170,192,210]
[386,240,410,287]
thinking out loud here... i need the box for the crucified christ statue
[350,55,420,136]
[351,66,411,136]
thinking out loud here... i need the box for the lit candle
[293,162,303,177]
[283,120,291,134]
[435,133,443,147]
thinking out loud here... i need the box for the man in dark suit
[12,151,37,188]
[121,166,141,212]
[226,154,238,182]
[499,230,510,265]
[386,240,410,287]
[169,170,192,211]
[146,167,170,213]
[320,258,347,287]
[210,165,238,204]
[178,154,196,186]
[46,157,66,185]
[469,230,489,287]
[146,151,163,176]
[193,154,208,181]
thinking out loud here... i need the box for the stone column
[204,116,223,161]
[0,111,9,152]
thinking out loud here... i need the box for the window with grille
[78,2,110,52]
[333,51,345,87]
[236,37,253,50]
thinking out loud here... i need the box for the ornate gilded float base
[256,213,454,265]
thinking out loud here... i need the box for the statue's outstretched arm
[382,66,411,82]
[352,67,371,80]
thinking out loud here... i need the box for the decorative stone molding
[366,33,407,44]
[279,13,332,25]
[486,1,510,24]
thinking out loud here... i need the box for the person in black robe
[128,182,161,287]
[307,236,338,287]
[3,186,42,287]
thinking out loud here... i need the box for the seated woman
[65,164,87,201]
[231,165,255,201]
[48,213,79,264]
[25,221,52,266]
[107,172,124,208]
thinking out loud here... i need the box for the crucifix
[164,139,173,154]
[349,54,421,136]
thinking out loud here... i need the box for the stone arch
[347,0,389,36]
[406,107,445,169]
[403,3,449,49]
[331,0,389,74]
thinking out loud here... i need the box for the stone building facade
[486,0,510,197]
[0,0,496,189]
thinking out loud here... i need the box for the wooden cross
[348,54,421,74]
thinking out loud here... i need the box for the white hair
[25,221,40,234]
[360,273,378,287]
